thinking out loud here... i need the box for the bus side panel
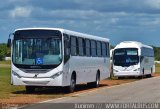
[69,56,94,84]
[62,61,71,86]
[68,56,110,85]
[100,57,110,80]
[141,47,154,75]
[140,56,154,75]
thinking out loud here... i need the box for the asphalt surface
[22,77,160,109]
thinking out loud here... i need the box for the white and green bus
[7,28,110,93]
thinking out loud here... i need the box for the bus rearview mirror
[7,38,11,48]
[7,33,14,48]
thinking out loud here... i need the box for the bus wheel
[141,68,145,79]
[148,68,153,78]
[93,73,100,88]
[87,73,100,88]
[69,74,76,93]
[151,68,153,77]
[117,77,124,79]
[26,86,35,93]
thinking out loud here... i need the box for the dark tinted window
[102,42,107,57]
[83,39,86,56]
[97,41,102,57]
[86,39,91,56]
[14,30,62,40]
[106,42,110,57]
[141,47,154,57]
[71,36,77,56]
[91,40,96,57]
[113,48,139,66]
[63,34,70,63]
[78,37,84,56]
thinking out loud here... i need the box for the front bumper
[113,71,141,77]
[12,74,63,86]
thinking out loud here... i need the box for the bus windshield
[113,48,139,66]
[12,30,62,69]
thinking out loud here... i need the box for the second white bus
[7,28,110,93]
[112,41,154,78]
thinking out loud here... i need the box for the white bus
[112,41,154,78]
[110,49,114,63]
[7,28,110,93]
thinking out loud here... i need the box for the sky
[1,0,160,46]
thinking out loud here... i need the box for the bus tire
[87,72,100,88]
[148,68,153,78]
[68,73,76,93]
[141,68,145,79]
[151,68,153,77]
[117,77,124,79]
[26,86,35,93]
[93,72,100,88]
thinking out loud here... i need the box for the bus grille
[23,81,49,85]
[21,69,52,73]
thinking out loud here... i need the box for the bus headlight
[51,71,63,79]
[134,68,140,71]
[113,69,119,72]
[12,70,21,78]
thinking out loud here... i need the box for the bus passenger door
[63,34,70,85]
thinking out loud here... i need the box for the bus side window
[85,39,91,56]
[102,42,107,57]
[106,42,110,57]
[71,36,77,56]
[83,38,86,56]
[78,37,84,56]
[140,56,144,63]
[91,40,96,57]
[97,41,102,57]
[64,33,70,63]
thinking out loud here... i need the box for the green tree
[152,46,160,61]
[110,45,115,49]
[0,43,10,61]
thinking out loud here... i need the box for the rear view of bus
[113,41,154,78]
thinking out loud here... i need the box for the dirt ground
[0,74,160,106]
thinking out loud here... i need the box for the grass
[0,61,65,100]
[0,60,11,64]
[0,61,11,68]
[155,63,160,73]
[0,67,25,99]
[0,61,160,100]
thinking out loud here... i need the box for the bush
[0,43,10,61]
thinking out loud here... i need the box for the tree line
[0,43,10,61]
[0,43,160,61]
[153,46,160,61]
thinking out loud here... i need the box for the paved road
[22,77,160,109]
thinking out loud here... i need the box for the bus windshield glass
[12,30,62,69]
[113,48,139,66]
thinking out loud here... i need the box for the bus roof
[114,41,153,49]
[15,28,109,42]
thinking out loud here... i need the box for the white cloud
[138,18,160,27]
[9,0,21,2]
[111,18,119,24]
[146,0,160,9]
[49,9,101,20]
[10,6,32,18]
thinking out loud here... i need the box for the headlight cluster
[133,68,140,71]
[51,71,63,79]
[113,69,119,72]
[12,70,21,78]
